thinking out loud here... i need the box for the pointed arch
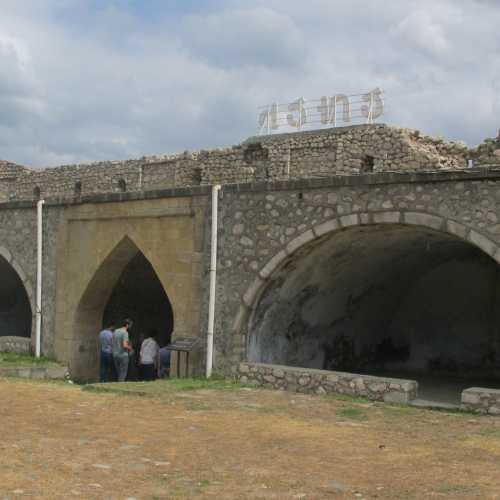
[71,235,174,381]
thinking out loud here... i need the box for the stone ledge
[461,387,500,415]
[0,365,69,380]
[236,362,418,403]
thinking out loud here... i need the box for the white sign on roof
[258,88,384,135]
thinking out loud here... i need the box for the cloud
[0,0,500,168]
[391,9,451,57]
[183,7,306,69]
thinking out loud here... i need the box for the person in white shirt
[139,330,160,381]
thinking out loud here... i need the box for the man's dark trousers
[100,351,114,382]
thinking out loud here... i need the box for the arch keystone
[373,211,401,224]
[403,212,443,230]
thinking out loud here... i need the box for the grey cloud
[182,7,306,69]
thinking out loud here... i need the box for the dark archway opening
[102,252,173,380]
[249,225,500,404]
[0,256,32,338]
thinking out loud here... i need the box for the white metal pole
[206,184,221,378]
[35,199,45,358]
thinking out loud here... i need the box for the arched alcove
[247,222,500,403]
[0,255,32,338]
[72,236,173,381]
[103,252,173,349]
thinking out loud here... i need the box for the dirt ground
[1,378,500,499]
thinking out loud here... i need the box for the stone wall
[0,336,31,354]
[236,362,418,403]
[0,204,63,357]
[461,387,500,415]
[2,123,500,376]
[0,124,487,203]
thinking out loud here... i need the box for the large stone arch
[70,235,174,380]
[0,245,35,351]
[234,210,500,362]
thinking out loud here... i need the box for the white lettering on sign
[258,88,384,135]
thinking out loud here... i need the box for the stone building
[2,123,500,410]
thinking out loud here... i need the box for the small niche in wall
[33,186,41,200]
[244,143,269,163]
[360,155,375,173]
[118,178,127,192]
[74,181,82,196]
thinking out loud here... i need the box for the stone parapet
[461,387,500,415]
[236,362,418,403]
[0,124,486,203]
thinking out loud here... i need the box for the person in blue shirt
[98,322,115,382]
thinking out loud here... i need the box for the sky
[1,0,500,168]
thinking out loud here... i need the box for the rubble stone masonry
[0,124,490,202]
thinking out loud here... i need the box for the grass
[336,407,367,420]
[0,352,61,367]
[82,376,244,396]
[325,392,372,404]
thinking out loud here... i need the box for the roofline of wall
[2,167,500,210]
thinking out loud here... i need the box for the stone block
[286,229,315,255]
[369,382,387,393]
[373,211,401,224]
[383,391,412,404]
[403,212,443,230]
[16,368,31,378]
[31,369,46,380]
[339,214,359,227]
[354,378,365,391]
[359,212,371,225]
[239,363,250,374]
[468,230,497,257]
[242,277,264,308]
[45,367,68,379]
[259,250,287,279]
[326,374,339,384]
[0,246,12,263]
[313,219,339,237]
[446,220,468,239]
[488,406,500,415]
[461,391,481,405]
